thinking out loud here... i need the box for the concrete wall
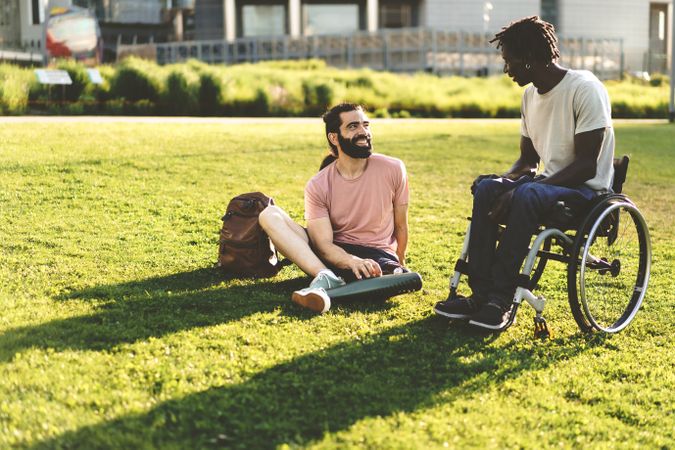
[20,0,45,49]
[0,0,22,47]
[558,0,672,72]
[18,0,73,49]
[109,0,163,23]
[420,0,673,72]
[175,0,675,73]
[194,0,223,39]
[422,0,540,34]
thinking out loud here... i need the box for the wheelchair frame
[447,157,652,337]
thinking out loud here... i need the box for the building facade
[0,0,71,51]
[0,0,195,61]
[557,0,672,73]
[194,0,673,72]
[2,0,672,72]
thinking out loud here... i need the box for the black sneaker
[468,302,513,330]
[434,295,484,320]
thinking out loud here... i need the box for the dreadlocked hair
[489,16,560,64]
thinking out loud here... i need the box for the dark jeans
[468,176,596,306]
[329,242,407,282]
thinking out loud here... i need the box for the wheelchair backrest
[612,155,629,194]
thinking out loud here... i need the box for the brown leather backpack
[218,192,290,278]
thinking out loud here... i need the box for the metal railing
[117,27,624,79]
[0,46,43,64]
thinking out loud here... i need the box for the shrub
[104,99,125,115]
[372,107,390,118]
[346,74,375,89]
[0,64,32,114]
[29,60,89,104]
[223,87,271,116]
[0,59,671,118]
[56,59,89,102]
[302,79,338,115]
[250,87,271,116]
[198,71,223,116]
[125,99,155,115]
[164,69,198,115]
[256,59,327,70]
[110,57,162,102]
[649,73,669,87]
[63,102,85,115]
[84,65,114,104]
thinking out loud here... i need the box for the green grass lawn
[0,119,673,449]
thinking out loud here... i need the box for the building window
[0,2,12,26]
[380,2,412,29]
[303,4,358,36]
[72,0,107,21]
[242,4,286,37]
[540,0,558,29]
[31,0,45,25]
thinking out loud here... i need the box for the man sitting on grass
[259,102,410,314]
[434,16,615,329]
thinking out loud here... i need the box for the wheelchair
[447,156,651,338]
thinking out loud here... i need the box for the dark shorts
[327,242,407,282]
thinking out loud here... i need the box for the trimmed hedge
[0,58,671,118]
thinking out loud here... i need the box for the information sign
[34,69,72,85]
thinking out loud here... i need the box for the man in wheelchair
[434,16,616,330]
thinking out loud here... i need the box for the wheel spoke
[578,202,650,332]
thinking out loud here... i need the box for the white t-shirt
[521,69,614,191]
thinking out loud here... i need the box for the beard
[338,132,372,159]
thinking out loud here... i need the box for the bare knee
[259,205,308,244]
[258,205,285,232]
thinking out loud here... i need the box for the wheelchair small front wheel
[568,198,651,333]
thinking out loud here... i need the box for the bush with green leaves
[0,58,671,117]
[56,59,89,102]
[302,79,338,116]
[163,67,199,115]
[0,64,34,114]
[110,57,163,104]
[198,71,223,116]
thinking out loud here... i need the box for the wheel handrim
[579,202,651,333]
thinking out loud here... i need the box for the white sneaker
[292,271,345,313]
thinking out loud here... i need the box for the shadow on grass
[1,268,382,363]
[27,317,602,449]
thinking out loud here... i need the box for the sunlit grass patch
[0,119,673,449]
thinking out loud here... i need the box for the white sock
[316,269,337,279]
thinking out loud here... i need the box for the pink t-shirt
[304,153,409,254]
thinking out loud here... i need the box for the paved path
[0,116,668,124]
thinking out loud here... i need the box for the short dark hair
[322,102,363,154]
[489,16,560,64]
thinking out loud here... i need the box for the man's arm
[537,128,605,187]
[393,203,408,266]
[503,136,540,179]
[489,129,605,222]
[487,136,539,221]
[307,217,382,280]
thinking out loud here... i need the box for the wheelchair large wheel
[567,195,651,333]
